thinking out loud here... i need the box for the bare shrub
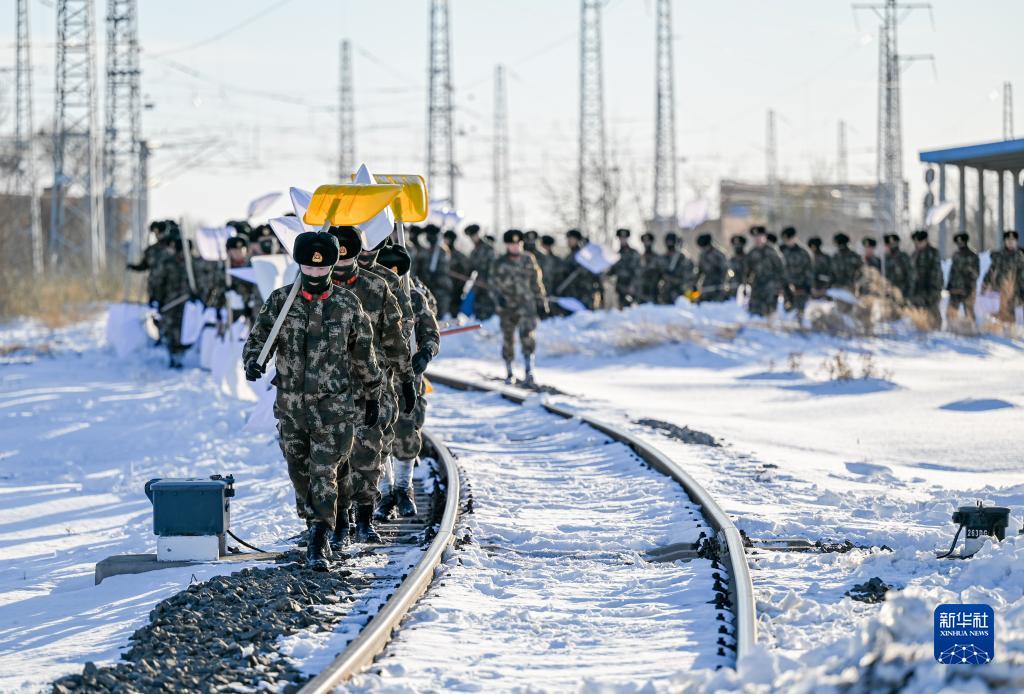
[788,352,803,373]
[822,350,855,381]
[0,267,124,327]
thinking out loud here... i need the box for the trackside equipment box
[144,475,234,561]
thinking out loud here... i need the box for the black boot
[295,519,313,547]
[305,521,333,571]
[354,505,383,544]
[330,505,351,551]
[504,360,515,384]
[374,490,397,522]
[395,487,417,518]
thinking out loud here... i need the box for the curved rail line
[299,429,462,693]
[425,369,758,664]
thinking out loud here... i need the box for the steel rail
[298,429,461,692]
[425,369,758,663]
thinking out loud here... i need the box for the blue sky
[2,0,1020,234]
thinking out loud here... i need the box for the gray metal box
[145,477,232,536]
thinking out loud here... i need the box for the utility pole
[1003,81,1014,140]
[578,0,609,243]
[426,0,456,207]
[855,0,933,235]
[338,39,355,180]
[766,108,778,226]
[651,0,678,230]
[14,0,42,272]
[492,64,512,234]
[837,119,848,184]
[53,0,104,273]
[103,0,142,261]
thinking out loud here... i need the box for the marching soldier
[415,225,453,318]
[377,243,440,518]
[464,224,496,320]
[779,226,812,317]
[727,235,748,297]
[808,236,831,299]
[536,234,561,303]
[909,229,943,330]
[610,228,641,308]
[242,231,382,570]
[328,227,417,546]
[556,229,602,309]
[524,230,540,258]
[658,232,694,304]
[695,233,729,302]
[127,220,177,272]
[444,229,469,317]
[882,234,914,304]
[830,233,862,292]
[861,237,882,272]
[205,236,262,323]
[946,232,980,324]
[634,232,662,304]
[744,226,785,317]
[982,230,1024,324]
[147,237,193,368]
[490,229,548,385]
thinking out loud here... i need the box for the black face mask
[358,250,378,268]
[260,240,274,254]
[301,272,331,293]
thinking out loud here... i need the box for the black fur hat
[293,231,339,266]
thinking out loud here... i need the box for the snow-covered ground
[353,387,728,690]
[433,300,1024,690]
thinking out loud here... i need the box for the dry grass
[0,268,125,328]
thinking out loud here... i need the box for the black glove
[495,294,507,309]
[411,349,432,375]
[244,360,265,382]
[364,399,380,427]
[401,380,417,414]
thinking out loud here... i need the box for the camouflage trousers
[783,286,809,315]
[474,288,497,320]
[340,395,398,509]
[946,291,976,322]
[158,305,187,353]
[499,306,538,361]
[911,297,942,330]
[749,285,780,317]
[278,412,354,529]
[393,384,428,460]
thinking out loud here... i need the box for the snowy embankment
[352,387,727,690]
[435,300,1024,691]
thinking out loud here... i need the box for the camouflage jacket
[727,252,747,293]
[830,247,863,290]
[659,251,694,300]
[864,255,881,272]
[364,264,415,342]
[242,284,382,427]
[410,283,441,394]
[634,249,662,302]
[883,250,914,300]
[192,258,223,307]
[745,245,785,291]
[556,253,602,308]
[910,245,943,304]
[697,246,729,295]
[811,251,832,291]
[467,241,495,279]
[414,242,453,293]
[780,243,813,290]
[490,252,547,313]
[535,251,561,297]
[982,248,1024,297]
[610,246,641,288]
[129,242,173,272]
[147,253,191,306]
[413,276,438,316]
[946,247,979,296]
[333,265,414,392]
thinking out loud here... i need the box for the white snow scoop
[105,303,151,358]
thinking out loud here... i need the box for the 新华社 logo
[934,604,994,665]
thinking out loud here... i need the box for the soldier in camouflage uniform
[147,238,193,368]
[463,225,496,320]
[807,236,831,298]
[830,233,863,292]
[632,232,662,304]
[490,229,549,385]
[909,229,944,330]
[744,227,785,317]
[414,225,453,318]
[882,234,914,304]
[727,235,748,297]
[127,220,177,273]
[536,235,561,307]
[861,237,881,272]
[610,228,641,308]
[946,232,979,324]
[695,233,729,302]
[379,244,440,517]
[242,231,382,570]
[982,230,1024,323]
[779,227,812,317]
[555,229,602,309]
[658,232,694,304]
[444,230,469,317]
[203,236,262,324]
[328,227,417,546]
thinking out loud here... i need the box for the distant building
[718,179,885,249]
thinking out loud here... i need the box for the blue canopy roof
[919,138,1024,170]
